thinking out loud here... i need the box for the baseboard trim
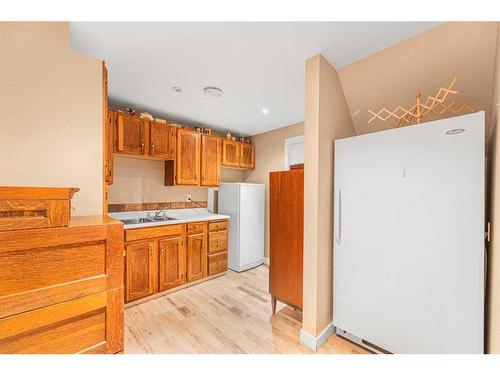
[263,257,269,266]
[300,323,335,351]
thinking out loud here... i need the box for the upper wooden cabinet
[240,143,255,169]
[222,139,254,169]
[105,111,114,184]
[201,135,221,186]
[222,139,240,167]
[113,111,176,161]
[176,128,201,185]
[115,114,147,156]
[149,121,176,160]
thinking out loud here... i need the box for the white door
[333,112,484,353]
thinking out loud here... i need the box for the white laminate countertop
[108,208,230,230]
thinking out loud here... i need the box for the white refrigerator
[333,112,485,354]
[218,183,265,272]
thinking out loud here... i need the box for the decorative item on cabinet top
[0,186,79,231]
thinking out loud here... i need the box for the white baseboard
[263,257,269,266]
[300,323,335,351]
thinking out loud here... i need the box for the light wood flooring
[125,265,369,354]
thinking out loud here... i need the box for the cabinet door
[116,115,146,156]
[150,121,171,159]
[186,232,207,282]
[222,139,240,167]
[158,236,186,291]
[240,143,255,169]
[201,135,221,186]
[105,111,114,184]
[176,129,201,185]
[125,241,155,302]
[167,125,177,160]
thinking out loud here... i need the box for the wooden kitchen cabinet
[222,139,240,167]
[125,240,156,302]
[158,235,186,292]
[123,220,226,305]
[222,139,254,169]
[115,113,147,156]
[186,222,208,282]
[176,128,201,185]
[239,143,255,169]
[201,135,221,186]
[105,110,115,184]
[149,121,176,160]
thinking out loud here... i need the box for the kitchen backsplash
[108,201,208,212]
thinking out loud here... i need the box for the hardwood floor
[124,265,369,354]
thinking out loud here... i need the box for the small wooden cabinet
[125,240,155,302]
[222,139,254,169]
[158,235,186,292]
[222,139,240,167]
[115,114,147,156]
[149,121,176,160]
[176,128,201,185]
[208,220,228,276]
[240,143,255,169]
[124,220,226,304]
[201,135,221,186]
[186,223,208,282]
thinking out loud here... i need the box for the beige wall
[487,22,500,354]
[3,22,69,47]
[302,54,356,339]
[338,22,497,137]
[108,155,246,204]
[245,122,304,257]
[0,23,103,215]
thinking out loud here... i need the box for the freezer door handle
[335,189,341,245]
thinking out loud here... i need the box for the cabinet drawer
[187,221,207,234]
[208,230,227,254]
[208,252,227,276]
[209,220,227,232]
[125,223,184,242]
[0,288,123,354]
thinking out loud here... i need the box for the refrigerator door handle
[335,189,341,245]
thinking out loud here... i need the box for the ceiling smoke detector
[204,86,223,98]
[172,86,183,93]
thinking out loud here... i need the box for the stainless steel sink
[120,216,177,225]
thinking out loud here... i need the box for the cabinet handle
[151,143,155,152]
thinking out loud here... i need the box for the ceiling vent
[204,86,223,98]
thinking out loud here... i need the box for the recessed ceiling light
[172,86,183,93]
[204,86,223,98]
[262,108,269,114]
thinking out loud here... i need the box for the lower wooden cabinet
[125,240,155,302]
[124,220,226,304]
[208,252,228,276]
[186,231,208,282]
[158,235,186,292]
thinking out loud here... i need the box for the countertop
[108,208,230,230]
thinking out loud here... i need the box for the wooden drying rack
[368,78,475,127]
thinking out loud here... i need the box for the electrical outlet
[186,194,192,202]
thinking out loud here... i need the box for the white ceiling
[70,22,439,136]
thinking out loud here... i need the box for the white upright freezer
[218,183,265,272]
[333,112,485,353]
